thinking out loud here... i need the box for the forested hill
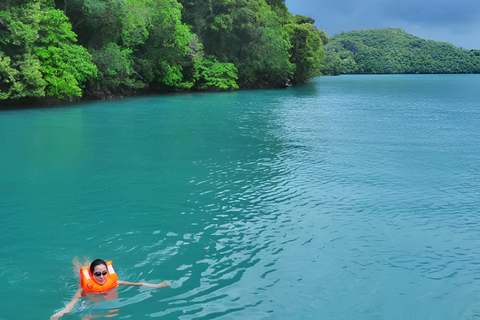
[323,28,480,75]
[0,0,327,103]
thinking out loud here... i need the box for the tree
[0,1,97,100]
[0,51,24,99]
[35,7,97,98]
[286,23,325,83]
[201,0,294,87]
[132,0,192,88]
[193,55,238,90]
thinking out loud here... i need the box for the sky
[285,0,480,50]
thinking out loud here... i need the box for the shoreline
[0,83,294,111]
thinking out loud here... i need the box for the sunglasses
[94,270,108,277]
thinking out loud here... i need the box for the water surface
[1,75,480,319]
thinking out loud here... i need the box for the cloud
[380,0,480,27]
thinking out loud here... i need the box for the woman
[51,259,170,319]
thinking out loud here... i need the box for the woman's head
[90,259,108,285]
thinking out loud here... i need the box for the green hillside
[323,28,480,75]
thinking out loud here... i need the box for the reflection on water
[1,75,480,319]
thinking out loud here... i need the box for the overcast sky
[285,0,480,49]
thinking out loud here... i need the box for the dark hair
[90,259,107,274]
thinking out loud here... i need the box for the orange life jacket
[80,260,118,294]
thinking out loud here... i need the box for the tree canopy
[1,0,326,101]
[0,0,97,100]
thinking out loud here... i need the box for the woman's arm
[51,287,83,320]
[118,280,170,288]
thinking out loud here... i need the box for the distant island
[323,28,480,75]
[1,1,478,105]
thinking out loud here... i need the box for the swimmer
[51,259,170,320]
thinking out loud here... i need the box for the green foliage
[18,53,46,97]
[122,2,149,48]
[91,43,136,88]
[38,7,77,44]
[1,0,329,101]
[0,51,23,99]
[198,0,296,87]
[83,0,125,47]
[70,0,193,93]
[0,1,97,100]
[135,0,192,88]
[34,10,96,98]
[318,30,329,46]
[324,28,480,75]
[265,0,289,20]
[293,14,315,25]
[193,55,238,90]
[286,23,325,84]
[35,8,97,98]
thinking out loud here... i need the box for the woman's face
[92,264,108,285]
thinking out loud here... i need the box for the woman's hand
[51,287,83,319]
[50,311,64,320]
[118,279,170,288]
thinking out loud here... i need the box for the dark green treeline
[323,28,480,75]
[0,0,326,101]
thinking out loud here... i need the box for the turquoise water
[1,74,480,319]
